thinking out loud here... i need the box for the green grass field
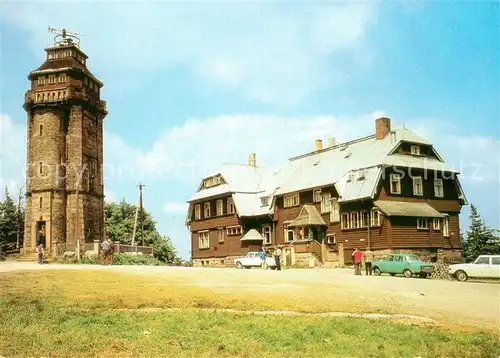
[0,269,498,357]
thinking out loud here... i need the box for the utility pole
[138,183,145,246]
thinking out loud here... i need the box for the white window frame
[434,178,443,198]
[320,192,331,213]
[203,202,211,218]
[48,74,56,84]
[37,76,45,85]
[360,211,369,227]
[313,190,322,202]
[330,198,340,222]
[58,73,66,83]
[371,208,380,226]
[390,174,401,194]
[262,225,272,245]
[433,218,441,230]
[227,198,235,214]
[198,231,209,249]
[443,217,449,237]
[217,228,225,243]
[284,193,299,208]
[417,218,429,230]
[216,199,223,216]
[326,234,336,244]
[341,213,350,230]
[411,145,420,155]
[350,212,360,229]
[284,226,295,242]
[226,226,242,236]
[413,176,423,196]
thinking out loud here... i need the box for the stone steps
[15,254,39,262]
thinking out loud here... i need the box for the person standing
[364,248,374,275]
[352,248,363,275]
[37,244,44,264]
[259,246,266,269]
[100,238,110,265]
[274,246,282,271]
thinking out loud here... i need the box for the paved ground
[1,262,499,331]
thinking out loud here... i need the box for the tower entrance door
[36,221,47,248]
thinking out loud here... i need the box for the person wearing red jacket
[352,248,363,275]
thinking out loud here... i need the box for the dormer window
[260,196,269,207]
[216,199,224,216]
[194,204,201,220]
[313,190,321,202]
[284,194,299,208]
[410,145,420,155]
[203,202,211,218]
[413,176,423,196]
[227,198,235,214]
[390,174,401,194]
[434,179,443,198]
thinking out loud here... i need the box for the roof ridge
[289,134,376,161]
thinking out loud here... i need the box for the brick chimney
[248,153,256,167]
[375,117,391,140]
[315,139,323,151]
[328,137,336,147]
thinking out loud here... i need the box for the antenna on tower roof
[48,26,83,48]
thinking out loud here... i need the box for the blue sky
[1,1,499,259]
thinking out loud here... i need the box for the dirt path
[1,262,499,331]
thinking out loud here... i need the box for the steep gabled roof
[186,126,465,220]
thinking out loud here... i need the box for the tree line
[0,187,180,264]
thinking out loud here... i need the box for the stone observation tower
[22,27,107,255]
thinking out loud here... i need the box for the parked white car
[234,252,276,269]
[448,255,500,281]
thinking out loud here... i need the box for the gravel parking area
[1,262,499,331]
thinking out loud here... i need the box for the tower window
[48,75,56,84]
[58,73,66,83]
[39,124,43,136]
[39,162,43,174]
[39,197,43,209]
[38,76,45,85]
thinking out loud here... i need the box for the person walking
[352,248,363,275]
[274,246,282,271]
[364,248,374,276]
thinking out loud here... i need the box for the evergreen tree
[0,187,19,250]
[462,204,500,262]
[104,200,178,263]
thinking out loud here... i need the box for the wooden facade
[187,119,466,267]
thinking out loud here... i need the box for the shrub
[111,253,164,266]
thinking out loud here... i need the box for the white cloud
[164,202,189,216]
[1,1,378,104]
[104,189,117,203]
